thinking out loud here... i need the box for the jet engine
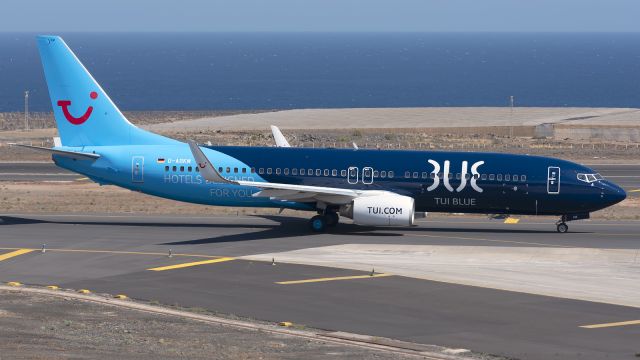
[340,193,415,226]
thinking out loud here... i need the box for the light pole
[24,90,29,131]
[509,95,515,138]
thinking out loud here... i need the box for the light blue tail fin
[37,35,176,147]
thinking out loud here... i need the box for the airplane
[13,35,627,233]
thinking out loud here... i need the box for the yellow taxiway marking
[276,273,393,285]
[75,177,89,181]
[403,233,571,248]
[628,189,640,193]
[0,249,34,262]
[0,247,220,259]
[580,319,640,329]
[147,257,235,271]
[503,217,520,224]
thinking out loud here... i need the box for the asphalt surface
[1,213,639,360]
[1,162,639,191]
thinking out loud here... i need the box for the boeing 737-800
[13,36,627,233]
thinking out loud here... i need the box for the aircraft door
[132,156,144,183]
[547,166,560,194]
[362,167,373,184]
[347,166,358,184]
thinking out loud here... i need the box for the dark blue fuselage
[209,146,626,216]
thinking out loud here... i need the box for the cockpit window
[577,172,603,183]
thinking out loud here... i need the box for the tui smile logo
[57,91,98,125]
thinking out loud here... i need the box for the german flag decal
[156,158,165,163]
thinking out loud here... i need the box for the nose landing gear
[556,213,589,233]
[556,221,569,233]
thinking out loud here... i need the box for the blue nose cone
[602,180,626,206]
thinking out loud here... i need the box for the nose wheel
[556,222,568,233]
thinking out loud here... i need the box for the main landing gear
[309,211,339,232]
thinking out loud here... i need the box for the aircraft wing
[270,125,291,147]
[9,143,100,160]
[188,141,378,204]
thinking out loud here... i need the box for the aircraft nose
[602,180,626,206]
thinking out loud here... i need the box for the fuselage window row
[162,165,526,183]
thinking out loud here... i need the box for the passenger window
[251,168,255,173]
[259,168,264,174]
[505,174,510,181]
[405,171,411,178]
[300,169,306,175]
[332,169,337,176]
[448,173,453,179]
[188,166,192,172]
[165,166,169,171]
[388,171,394,178]
[267,168,272,174]
[474,174,479,179]
[430,173,435,179]
[275,168,281,175]
[309,169,314,175]
[284,168,289,175]
[180,166,184,172]
[316,169,321,176]
[497,174,503,181]
[489,174,495,180]
[242,168,247,174]
[324,169,329,176]
[292,168,298,175]
[413,172,418,178]
[456,173,461,180]
[218,167,223,173]
[521,175,526,182]
[226,167,230,173]
[513,175,519,181]
[341,170,347,177]
[373,170,379,177]
[481,174,487,180]
[422,172,428,179]
[172,166,177,172]
[466,173,471,180]
[234,167,238,173]
[380,170,387,178]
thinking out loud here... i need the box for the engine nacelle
[340,193,415,226]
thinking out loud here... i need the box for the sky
[2,0,640,33]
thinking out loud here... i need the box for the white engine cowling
[341,193,415,226]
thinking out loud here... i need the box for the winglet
[187,140,235,184]
[270,125,291,147]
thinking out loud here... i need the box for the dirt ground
[0,290,416,360]
[0,181,637,220]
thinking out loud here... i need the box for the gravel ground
[0,290,416,360]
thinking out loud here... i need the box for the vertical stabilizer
[37,36,176,147]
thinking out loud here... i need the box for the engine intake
[340,193,415,226]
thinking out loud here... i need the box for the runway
[1,213,639,360]
[1,162,639,191]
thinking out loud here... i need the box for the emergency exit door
[547,166,560,194]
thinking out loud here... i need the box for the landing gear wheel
[309,215,327,232]
[325,212,339,227]
[556,222,568,233]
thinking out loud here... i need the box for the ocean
[1,32,639,112]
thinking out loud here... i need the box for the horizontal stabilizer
[9,143,100,160]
